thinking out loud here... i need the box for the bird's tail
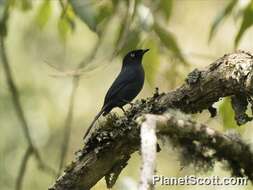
[83,108,104,140]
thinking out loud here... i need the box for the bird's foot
[122,100,134,109]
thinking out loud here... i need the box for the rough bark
[49,51,253,190]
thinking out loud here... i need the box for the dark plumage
[83,49,149,139]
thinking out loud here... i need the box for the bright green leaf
[219,97,238,129]
[35,0,51,29]
[209,0,237,42]
[235,1,253,47]
[154,21,187,65]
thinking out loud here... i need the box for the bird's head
[122,49,149,66]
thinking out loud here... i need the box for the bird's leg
[122,99,134,108]
[119,106,127,115]
[119,106,129,126]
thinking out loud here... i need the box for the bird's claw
[122,99,134,109]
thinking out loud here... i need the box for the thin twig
[56,76,78,176]
[15,146,33,190]
[0,7,56,189]
[0,37,34,149]
[1,34,56,181]
[56,40,101,176]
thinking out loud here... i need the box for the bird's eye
[130,53,135,57]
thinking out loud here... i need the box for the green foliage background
[1,0,253,190]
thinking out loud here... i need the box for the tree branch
[143,113,253,180]
[49,50,253,190]
[138,115,157,190]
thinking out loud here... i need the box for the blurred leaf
[35,0,51,29]
[116,29,140,56]
[111,0,119,7]
[9,0,31,11]
[0,0,11,36]
[95,2,114,34]
[20,0,32,11]
[142,39,160,86]
[154,22,187,65]
[65,12,76,31]
[219,97,238,129]
[0,0,9,17]
[0,0,6,18]
[209,0,237,42]
[235,1,253,47]
[69,0,113,32]
[0,0,15,8]
[58,17,71,41]
[137,4,154,31]
[114,12,128,52]
[58,4,76,41]
[114,0,138,53]
[114,0,139,54]
[159,0,172,20]
[69,0,96,31]
[96,1,113,25]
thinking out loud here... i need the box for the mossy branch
[50,51,253,190]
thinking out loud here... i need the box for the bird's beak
[142,49,149,54]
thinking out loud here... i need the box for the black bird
[84,49,149,139]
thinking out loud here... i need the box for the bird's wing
[103,69,135,106]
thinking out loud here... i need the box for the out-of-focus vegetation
[1,0,253,190]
